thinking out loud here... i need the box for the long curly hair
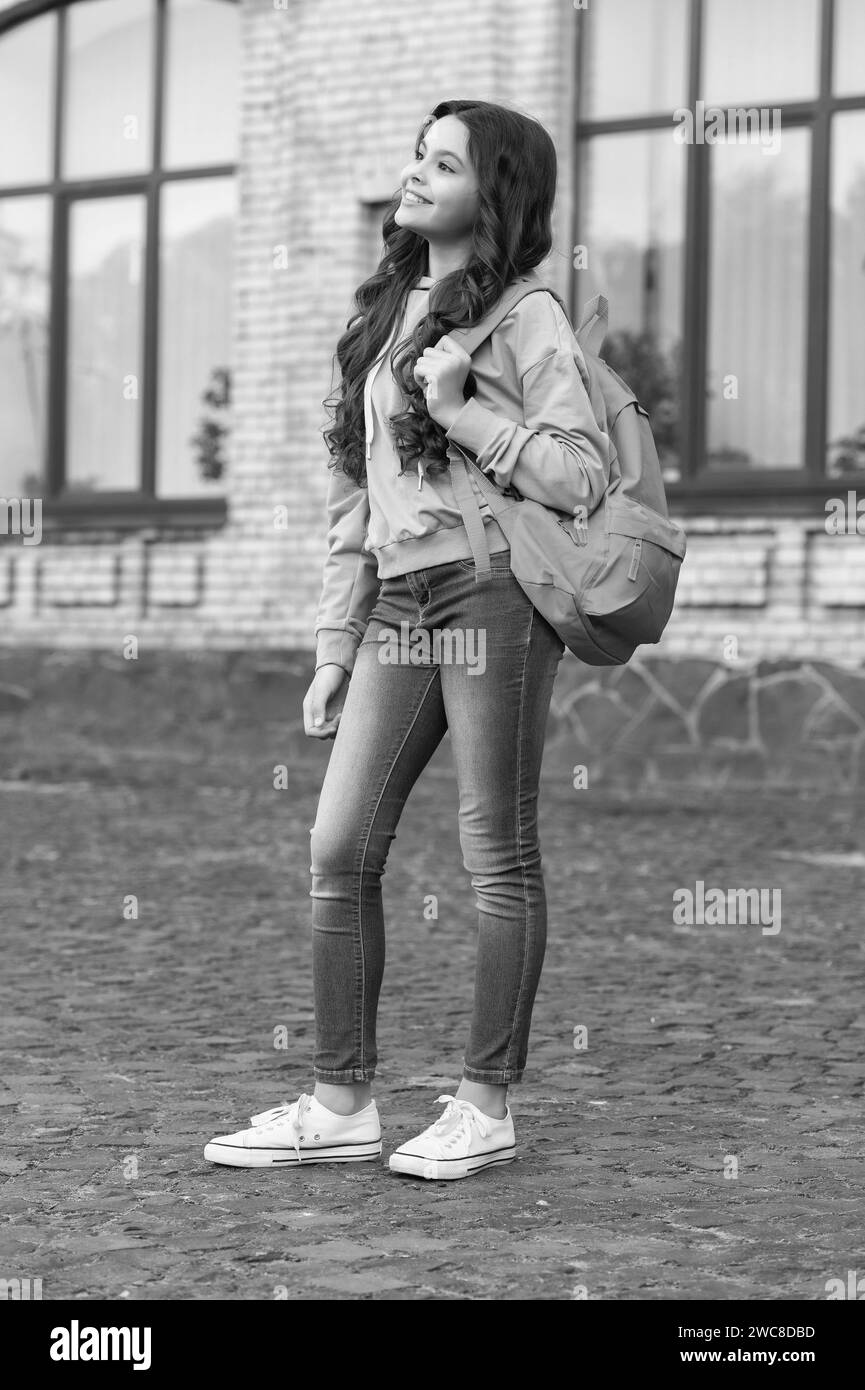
[322,99,557,486]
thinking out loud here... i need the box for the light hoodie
[314,269,611,673]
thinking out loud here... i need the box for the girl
[205,99,610,1180]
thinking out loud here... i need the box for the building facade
[0,0,863,667]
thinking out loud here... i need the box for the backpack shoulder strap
[575,295,639,429]
[446,271,565,358]
[576,293,609,357]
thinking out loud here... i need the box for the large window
[0,0,239,524]
[576,0,865,506]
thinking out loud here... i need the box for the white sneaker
[204,1093,382,1168]
[388,1094,516,1180]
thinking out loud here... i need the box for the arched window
[0,0,239,525]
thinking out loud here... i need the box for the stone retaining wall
[2,650,864,791]
[549,655,865,790]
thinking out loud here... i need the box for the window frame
[573,0,865,514]
[0,0,238,532]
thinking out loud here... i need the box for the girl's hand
[413,335,471,431]
[303,664,349,739]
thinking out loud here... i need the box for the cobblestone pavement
[1,656,863,1301]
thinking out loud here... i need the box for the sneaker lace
[249,1094,315,1162]
[432,1094,491,1148]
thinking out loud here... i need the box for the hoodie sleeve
[443,291,611,514]
[313,465,381,674]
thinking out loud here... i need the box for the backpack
[446,272,687,666]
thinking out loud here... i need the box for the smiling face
[394,114,481,244]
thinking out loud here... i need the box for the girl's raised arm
[444,291,611,514]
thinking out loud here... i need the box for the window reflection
[0,0,241,504]
[705,130,809,470]
[66,196,145,491]
[157,178,235,496]
[64,0,154,179]
[579,131,684,479]
[0,14,54,185]
[835,0,865,97]
[0,198,51,495]
[703,0,819,105]
[827,114,865,478]
[163,0,240,169]
[582,0,687,121]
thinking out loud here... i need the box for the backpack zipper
[627,537,642,581]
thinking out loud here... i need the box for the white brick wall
[0,0,861,665]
